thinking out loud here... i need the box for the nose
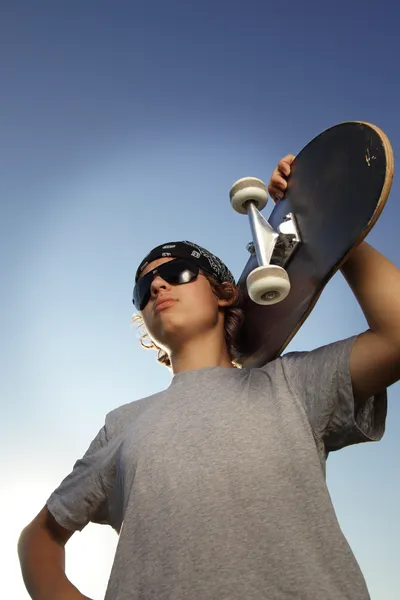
[150,275,172,298]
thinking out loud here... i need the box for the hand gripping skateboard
[232,122,394,369]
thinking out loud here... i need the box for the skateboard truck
[230,177,301,306]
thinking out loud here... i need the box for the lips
[154,296,177,313]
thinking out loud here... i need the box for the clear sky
[2,1,399,599]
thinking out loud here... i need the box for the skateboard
[231,122,394,369]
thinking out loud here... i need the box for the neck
[169,329,234,374]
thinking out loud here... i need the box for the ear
[217,282,238,308]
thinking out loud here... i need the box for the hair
[131,272,245,369]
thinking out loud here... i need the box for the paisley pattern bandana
[135,241,235,285]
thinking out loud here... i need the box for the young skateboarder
[18,156,400,600]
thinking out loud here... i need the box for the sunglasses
[133,259,201,310]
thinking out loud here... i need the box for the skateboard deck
[235,122,394,368]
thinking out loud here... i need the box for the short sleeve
[46,425,116,532]
[280,335,387,453]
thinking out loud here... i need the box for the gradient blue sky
[2,2,399,598]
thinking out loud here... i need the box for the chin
[151,318,198,347]
[148,317,185,347]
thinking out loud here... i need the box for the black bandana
[135,241,235,285]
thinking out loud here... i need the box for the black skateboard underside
[237,122,390,368]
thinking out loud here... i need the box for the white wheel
[229,177,268,215]
[246,265,290,305]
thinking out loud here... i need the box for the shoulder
[257,336,358,396]
[104,389,169,440]
[278,336,357,371]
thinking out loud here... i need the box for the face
[138,257,227,353]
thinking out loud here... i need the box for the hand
[268,154,295,203]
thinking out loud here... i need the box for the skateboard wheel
[230,177,268,215]
[246,265,290,305]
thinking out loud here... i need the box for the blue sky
[2,1,399,598]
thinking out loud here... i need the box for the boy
[18,156,400,600]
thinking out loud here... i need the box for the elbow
[18,522,35,561]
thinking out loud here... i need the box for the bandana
[135,241,235,285]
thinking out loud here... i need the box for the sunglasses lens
[133,260,199,309]
[133,279,147,309]
[164,260,198,284]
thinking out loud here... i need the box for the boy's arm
[18,506,92,600]
[341,241,400,402]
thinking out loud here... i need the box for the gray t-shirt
[47,336,387,600]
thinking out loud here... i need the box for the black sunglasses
[133,259,201,310]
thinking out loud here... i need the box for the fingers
[278,154,295,177]
[268,171,288,201]
[269,187,285,202]
[269,174,287,199]
[272,174,288,189]
[268,154,295,202]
